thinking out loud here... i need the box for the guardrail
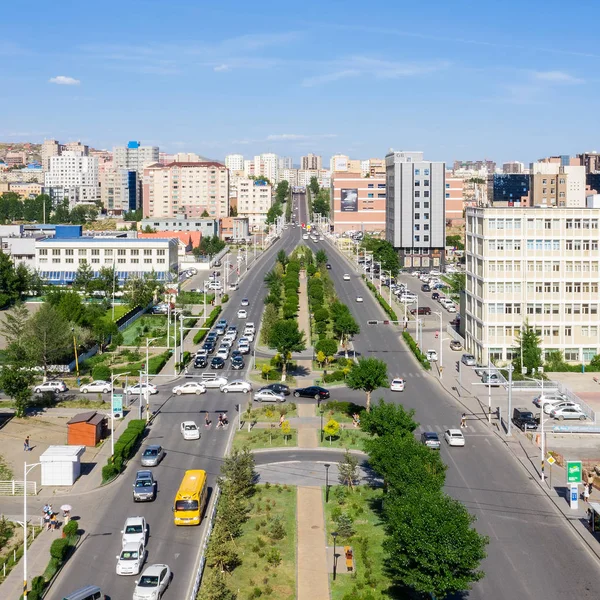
[0,481,37,496]
[189,486,221,600]
[0,514,43,527]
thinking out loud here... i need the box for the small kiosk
[40,445,86,486]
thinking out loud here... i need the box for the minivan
[62,585,106,600]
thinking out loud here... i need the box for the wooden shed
[67,411,107,447]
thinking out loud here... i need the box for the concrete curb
[250,447,368,456]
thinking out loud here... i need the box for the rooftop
[37,236,178,243]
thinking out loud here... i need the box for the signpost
[566,460,582,510]
[547,454,556,490]
[112,394,123,419]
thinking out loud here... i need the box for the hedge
[102,418,147,483]
[323,370,346,383]
[402,331,431,370]
[193,306,222,344]
[221,294,230,303]
[148,350,171,375]
[365,279,398,321]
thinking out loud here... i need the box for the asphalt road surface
[304,228,600,599]
[47,206,304,600]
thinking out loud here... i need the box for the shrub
[337,356,348,367]
[315,322,327,335]
[221,293,229,303]
[63,520,78,537]
[266,547,282,566]
[50,538,70,561]
[307,264,317,276]
[102,463,119,482]
[314,308,329,322]
[323,370,345,383]
[267,517,286,540]
[402,331,431,370]
[148,350,171,374]
[193,306,222,344]
[92,364,111,381]
[315,338,338,356]
[364,279,397,321]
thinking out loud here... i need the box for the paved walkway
[297,403,318,448]
[296,271,313,381]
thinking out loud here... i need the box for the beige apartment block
[236,179,273,230]
[465,206,600,364]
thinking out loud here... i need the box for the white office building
[113,141,159,174]
[254,153,279,183]
[44,152,99,205]
[236,179,273,230]
[225,154,245,172]
[465,206,600,364]
[385,150,446,269]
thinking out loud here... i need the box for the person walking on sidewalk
[584,486,590,503]
[205,413,210,428]
[24,436,30,451]
[460,414,467,429]
[279,414,285,428]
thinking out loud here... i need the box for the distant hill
[0,142,42,163]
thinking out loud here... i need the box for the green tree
[93,317,119,350]
[123,208,143,221]
[124,273,163,308]
[512,320,543,375]
[334,513,355,539]
[219,447,256,498]
[312,189,330,216]
[446,234,465,251]
[275,180,290,203]
[205,523,240,572]
[199,569,237,600]
[276,249,288,267]
[309,176,320,196]
[260,304,279,345]
[23,304,72,376]
[332,311,360,358]
[315,249,328,265]
[338,449,359,490]
[73,260,94,297]
[315,338,338,357]
[0,302,29,345]
[95,266,117,298]
[267,319,306,380]
[447,272,466,298]
[323,418,339,443]
[362,237,400,277]
[229,205,238,217]
[281,420,292,444]
[266,202,283,225]
[384,488,488,598]
[0,251,33,308]
[360,398,418,438]
[346,358,388,412]
[0,367,34,417]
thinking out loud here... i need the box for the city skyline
[1,0,598,163]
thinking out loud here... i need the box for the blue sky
[1,0,598,165]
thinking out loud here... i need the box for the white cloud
[49,75,80,85]
[532,70,583,84]
[214,64,230,72]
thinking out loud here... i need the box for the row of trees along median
[260,248,306,381]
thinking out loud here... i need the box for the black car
[294,386,330,400]
[421,284,431,292]
[206,333,218,343]
[326,264,332,270]
[231,355,244,369]
[202,341,216,354]
[231,349,243,359]
[259,383,291,396]
[431,292,440,300]
[210,356,226,369]
[194,356,208,368]
[513,407,538,431]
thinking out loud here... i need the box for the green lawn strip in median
[323,485,392,600]
[238,403,298,422]
[318,428,368,451]
[56,398,109,409]
[233,427,298,451]
[209,484,297,599]
[320,400,364,424]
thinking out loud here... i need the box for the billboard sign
[340,189,358,212]
[566,460,582,484]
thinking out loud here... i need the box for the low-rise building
[139,217,219,238]
[219,216,250,240]
[465,206,600,364]
[100,168,138,214]
[137,231,201,259]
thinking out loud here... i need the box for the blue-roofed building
[35,234,179,285]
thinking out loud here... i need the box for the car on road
[237,309,247,319]
[221,380,252,393]
[180,421,200,440]
[550,406,587,421]
[34,380,68,394]
[132,470,156,502]
[533,393,566,408]
[141,445,164,467]
[400,294,417,303]
[116,540,146,576]
[254,389,286,403]
[326,263,332,269]
[410,307,431,316]
[241,298,249,307]
[426,350,438,362]
[258,383,291,396]
[202,341,216,354]
[151,303,169,314]
[231,354,244,369]
[294,386,330,400]
[461,354,476,366]
[79,380,111,394]
[512,407,538,431]
[390,378,405,392]
[172,382,206,396]
[121,516,148,547]
[200,374,228,388]
[356,296,364,303]
[133,563,171,600]
[125,383,158,395]
[482,372,501,387]
[217,344,231,357]
[211,356,226,369]
[420,431,441,450]
[343,274,351,281]
[431,292,440,300]
[544,400,581,414]
[444,429,465,447]
[449,340,462,351]
[195,349,208,360]
[194,356,208,368]
[303,234,309,240]
[446,304,457,313]
[244,322,256,333]
[421,284,431,292]
[229,282,239,291]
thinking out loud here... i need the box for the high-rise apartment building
[143,162,229,219]
[243,160,255,178]
[44,152,99,205]
[236,179,273,230]
[278,157,293,171]
[502,161,524,174]
[301,154,322,171]
[280,168,299,186]
[445,174,465,223]
[114,141,159,174]
[529,162,586,207]
[253,153,279,182]
[464,206,600,364]
[100,169,138,213]
[578,152,600,173]
[385,151,446,269]
[41,140,89,171]
[225,154,245,172]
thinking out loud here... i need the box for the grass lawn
[320,400,365,424]
[56,398,109,409]
[324,485,394,600]
[238,403,299,422]
[209,484,297,599]
[233,427,298,451]
[121,315,168,346]
[110,304,130,321]
[319,428,369,451]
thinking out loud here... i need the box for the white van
[62,585,106,600]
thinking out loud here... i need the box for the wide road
[47,205,304,600]
[304,224,600,599]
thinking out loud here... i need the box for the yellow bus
[173,470,208,526]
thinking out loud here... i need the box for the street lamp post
[145,337,159,421]
[110,371,130,456]
[23,461,41,600]
[332,531,338,581]
[324,463,330,503]
[71,327,79,384]
[506,364,514,436]
[435,311,443,371]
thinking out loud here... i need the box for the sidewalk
[296,271,313,382]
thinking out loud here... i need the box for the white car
[356,296,364,303]
[243,332,255,343]
[201,375,228,388]
[254,389,286,403]
[180,421,200,440]
[444,429,465,447]
[238,344,250,355]
[216,348,230,360]
[303,234,309,240]
[80,380,111,394]
[544,400,581,414]
[34,380,68,393]
[426,350,438,362]
[446,304,457,313]
[125,383,158,395]
[133,564,172,600]
[116,541,146,576]
[241,298,249,307]
[244,322,256,333]
[195,349,208,359]
[221,380,253,393]
[221,336,235,347]
[172,382,206,396]
[237,309,248,319]
[550,406,587,421]
[121,516,148,547]
[533,393,566,408]
[390,378,405,392]
[343,274,351,281]
[400,295,417,303]
[206,281,222,290]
